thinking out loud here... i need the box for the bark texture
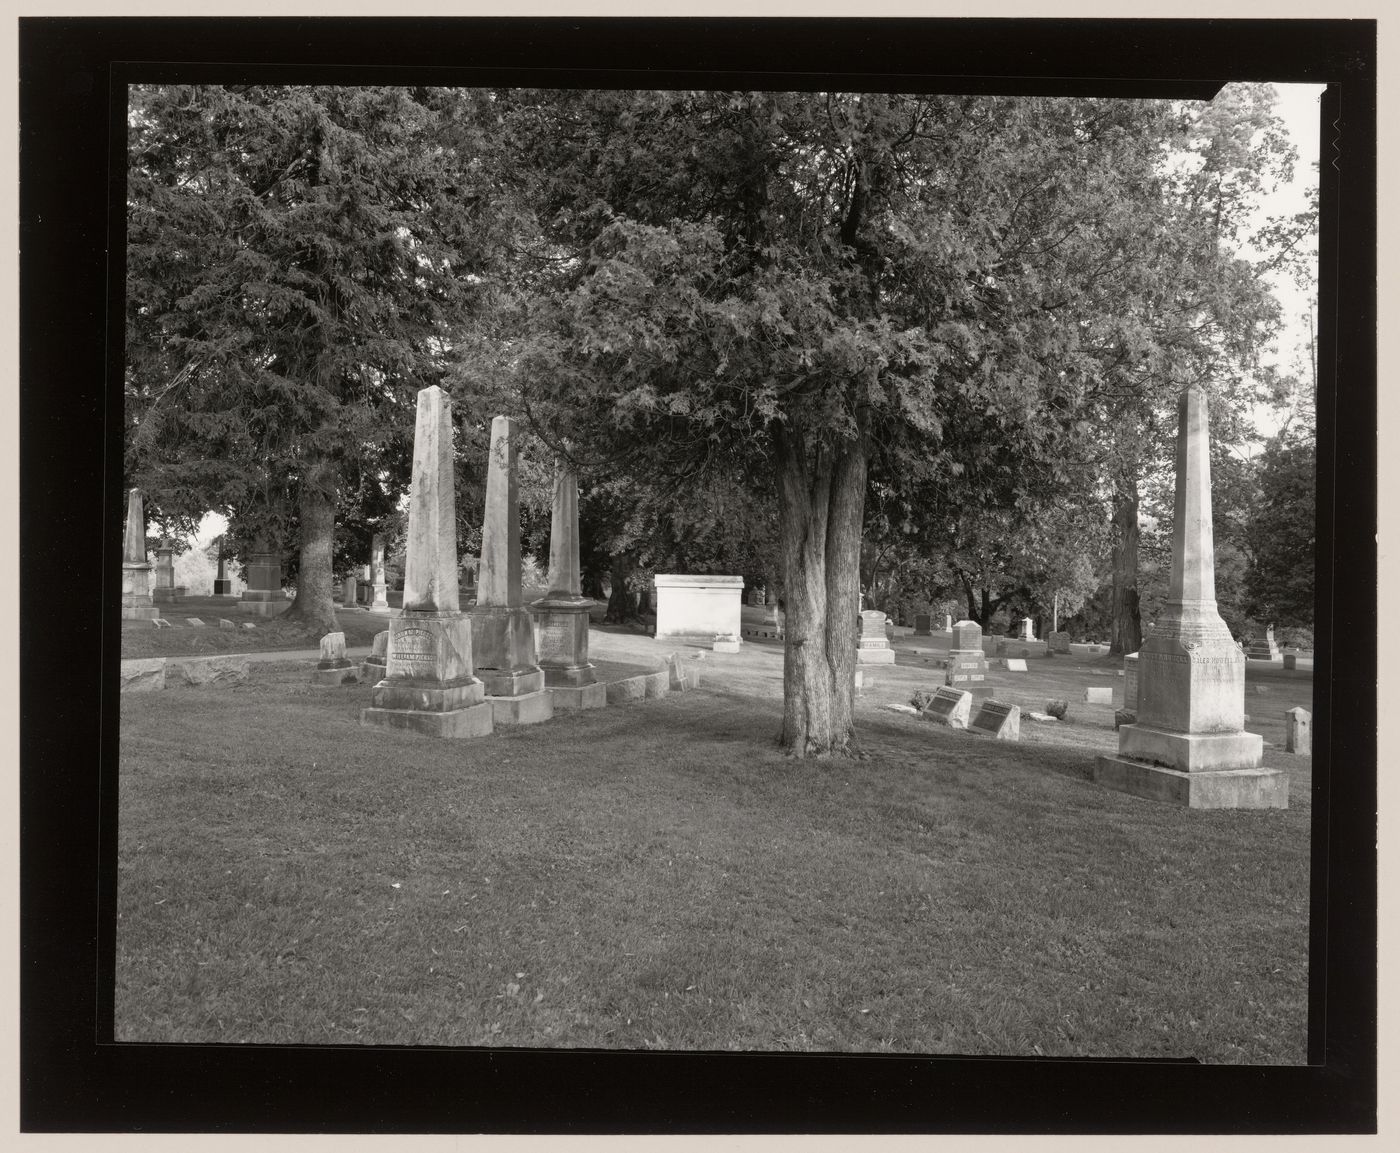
[283,457,339,634]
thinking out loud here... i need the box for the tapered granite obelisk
[121,487,159,620]
[370,533,389,610]
[1094,386,1286,808]
[361,386,493,738]
[531,461,606,710]
[468,416,552,724]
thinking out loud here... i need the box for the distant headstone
[1285,707,1311,754]
[151,544,187,605]
[120,488,159,620]
[1005,658,1027,672]
[946,619,988,685]
[1283,653,1297,670]
[152,618,171,629]
[1026,711,1056,723]
[360,629,390,685]
[212,539,233,597]
[240,622,256,630]
[914,613,931,636]
[1085,686,1114,704]
[654,573,744,644]
[1048,631,1071,654]
[370,533,389,609]
[312,630,357,686]
[185,618,205,627]
[1245,624,1282,661]
[341,575,358,606]
[1019,616,1035,641]
[1123,652,1140,712]
[218,618,235,629]
[970,700,1021,740]
[921,686,972,729]
[943,615,953,632]
[120,657,167,693]
[239,540,290,617]
[713,633,743,653]
[857,610,896,665]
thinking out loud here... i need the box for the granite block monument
[856,609,896,665]
[945,620,989,686]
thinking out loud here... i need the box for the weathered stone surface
[167,655,249,687]
[121,488,160,619]
[360,659,387,686]
[1285,707,1311,754]
[1085,686,1114,704]
[319,631,350,667]
[951,619,982,651]
[1048,631,1072,654]
[606,675,650,705]
[311,666,359,687]
[120,657,166,693]
[914,614,931,635]
[1005,658,1027,672]
[487,689,554,725]
[401,386,460,614]
[712,635,743,654]
[548,681,609,710]
[152,618,171,629]
[643,670,670,699]
[921,686,972,729]
[1283,653,1297,670]
[185,617,205,627]
[531,465,598,685]
[1027,711,1056,723]
[1093,756,1288,808]
[471,605,544,695]
[1124,652,1140,712]
[970,700,1020,740]
[218,618,235,629]
[360,701,494,738]
[341,576,358,606]
[477,415,523,609]
[1018,616,1035,641]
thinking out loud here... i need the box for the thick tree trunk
[283,456,339,634]
[774,421,865,757]
[1110,478,1142,656]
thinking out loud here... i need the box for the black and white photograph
[18,13,1377,1136]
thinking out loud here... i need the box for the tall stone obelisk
[1094,385,1286,808]
[361,386,493,738]
[121,488,159,620]
[530,461,606,710]
[370,533,389,610]
[468,415,553,724]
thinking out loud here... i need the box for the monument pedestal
[532,597,598,687]
[239,590,290,617]
[121,562,159,620]
[857,609,896,665]
[152,586,187,604]
[360,610,493,737]
[371,583,389,611]
[469,605,553,725]
[548,681,609,710]
[213,578,233,596]
[312,662,358,687]
[1093,756,1288,809]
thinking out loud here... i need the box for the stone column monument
[468,415,553,724]
[531,460,606,710]
[370,533,389,610]
[121,487,159,620]
[1094,385,1286,807]
[212,536,233,596]
[239,539,290,616]
[361,385,493,738]
[151,543,185,604]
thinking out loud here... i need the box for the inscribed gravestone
[922,686,972,729]
[1285,707,1311,754]
[970,700,1020,740]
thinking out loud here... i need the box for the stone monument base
[1093,755,1288,809]
[548,681,608,710]
[856,646,896,665]
[713,635,742,653]
[360,660,387,685]
[361,700,495,738]
[477,666,545,698]
[152,586,187,604]
[312,663,358,687]
[122,601,160,620]
[487,689,554,725]
[213,578,233,596]
[1116,723,1264,773]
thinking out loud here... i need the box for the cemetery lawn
[116,641,1311,1061]
[121,609,391,658]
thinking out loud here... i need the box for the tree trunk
[774,420,866,757]
[1110,478,1142,656]
[283,455,339,634]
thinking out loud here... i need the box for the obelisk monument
[468,415,552,724]
[121,487,159,620]
[1094,385,1286,807]
[361,386,493,738]
[370,533,389,610]
[531,460,606,709]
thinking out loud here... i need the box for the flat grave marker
[1085,686,1114,704]
[185,618,206,627]
[1005,658,1027,672]
[921,686,972,729]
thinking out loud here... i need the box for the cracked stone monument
[531,460,607,710]
[1094,385,1286,808]
[468,416,553,725]
[370,533,389,610]
[361,385,493,738]
[121,488,159,620]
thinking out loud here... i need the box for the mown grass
[122,607,391,658]
[116,639,1311,1061]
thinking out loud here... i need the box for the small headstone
[185,618,206,627]
[1085,686,1114,704]
[319,631,349,666]
[1026,711,1056,723]
[666,651,688,691]
[152,618,171,629]
[1048,631,1071,654]
[1283,653,1297,670]
[1046,699,1069,720]
[371,630,390,660]
[914,613,931,636]
[921,686,972,729]
[1285,707,1311,754]
[969,699,1020,740]
[1005,658,1027,672]
[1114,709,1137,731]
[712,633,742,653]
[241,622,256,630]
[218,618,236,629]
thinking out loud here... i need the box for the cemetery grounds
[116,611,1311,1062]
